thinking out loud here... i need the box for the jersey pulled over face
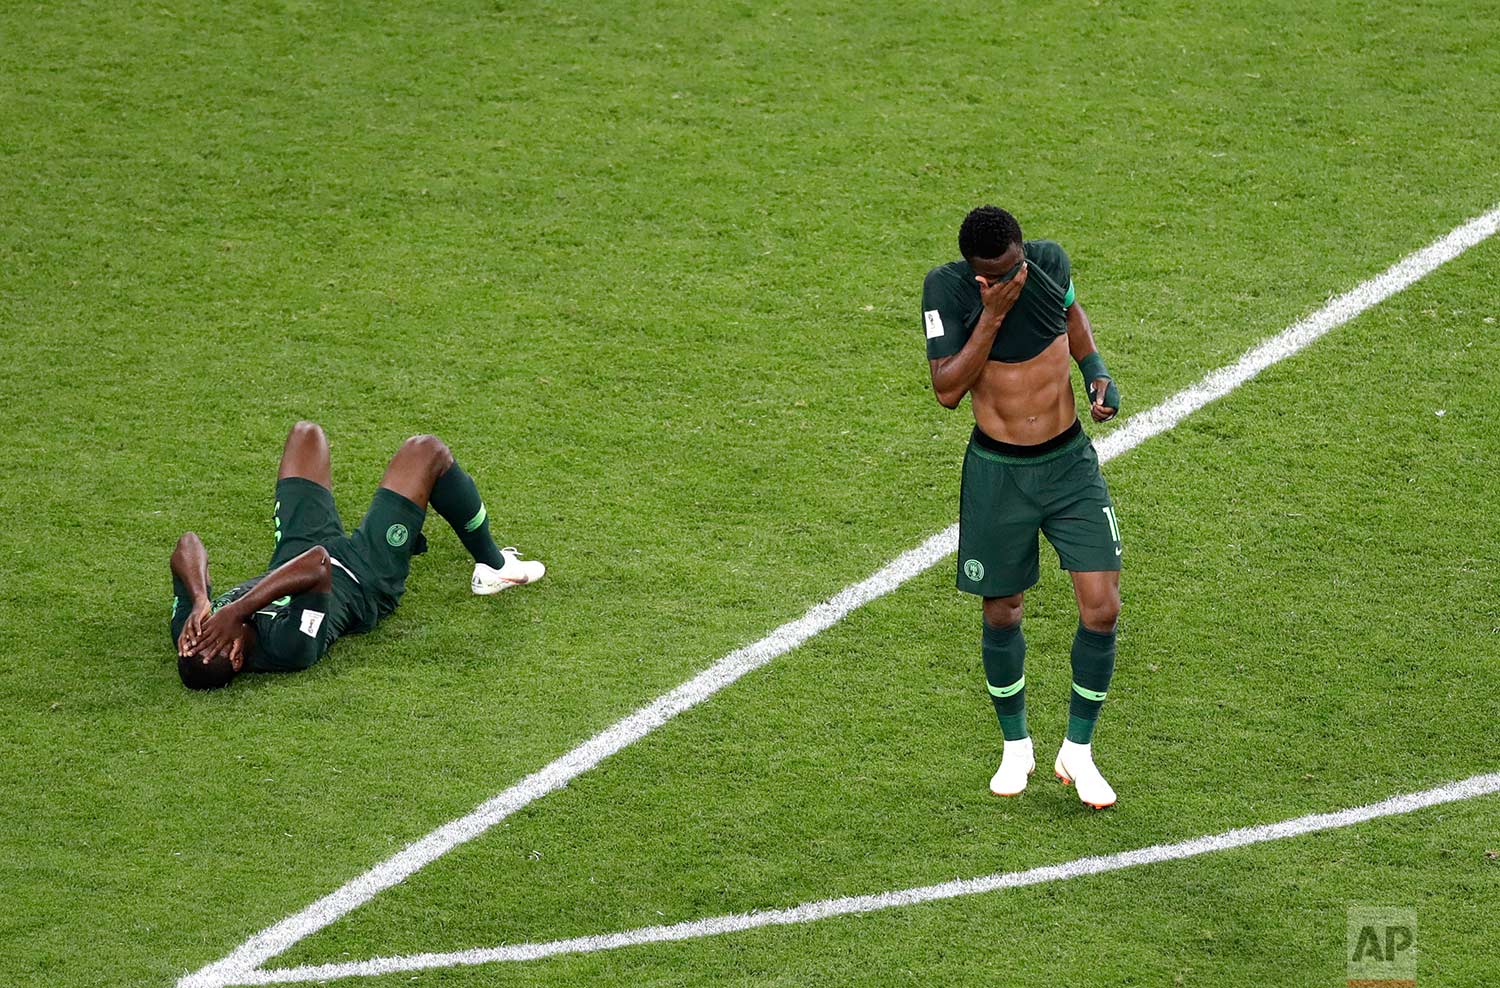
[170,574,340,672]
[922,239,1076,363]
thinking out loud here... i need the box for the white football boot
[989,736,1035,796]
[472,547,546,595]
[1054,739,1116,809]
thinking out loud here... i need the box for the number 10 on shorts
[1102,506,1122,554]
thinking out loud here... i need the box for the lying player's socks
[1066,622,1117,744]
[429,460,504,568]
[982,620,1028,741]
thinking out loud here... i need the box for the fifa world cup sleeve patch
[924,309,945,339]
[299,609,325,638]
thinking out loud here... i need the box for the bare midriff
[969,334,1077,445]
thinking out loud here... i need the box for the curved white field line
[180,204,1500,988]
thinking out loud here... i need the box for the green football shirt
[170,574,342,672]
[922,239,1076,363]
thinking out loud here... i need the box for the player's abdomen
[971,336,1076,445]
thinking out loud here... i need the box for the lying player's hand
[1089,378,1118,422]
[178,599,213,657]
[976,261,1028,319]
[193,606,244,662]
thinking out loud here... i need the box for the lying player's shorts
[956,420,1121,598]
[270,477,428,630]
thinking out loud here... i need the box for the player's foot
[472,547,546,595]
[989,736,1036,796]
[1054,739,1116,809]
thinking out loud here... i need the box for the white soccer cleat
[989,736,1035,796]
[1054,739,1116,809]
[471,547,546,595]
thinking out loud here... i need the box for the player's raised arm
[929,263,1029,408]
[170,532,213,656]
[1065,299,1119,422]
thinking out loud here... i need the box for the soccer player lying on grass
[923,205,1124,808]
[169,421,545,690]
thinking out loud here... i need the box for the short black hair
[959,205,1023,260]
[178,652,237,690]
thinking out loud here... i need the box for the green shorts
[957,422,1121,598]
[270,477,428,631]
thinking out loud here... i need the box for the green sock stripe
[987,676,1026,698]
[463,503,487,533]
[1072,681,1108,702]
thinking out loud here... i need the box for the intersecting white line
[179,203,1500,988]
[212,771,1500,984]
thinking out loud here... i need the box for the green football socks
[429,461,504,568]
[982,620,1028,741]
[1067,623,1117,744]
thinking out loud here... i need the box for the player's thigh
[1038,444,1121,575]
[277,421,333,488]
[958,446,1043,598]
[269,477,345,570]
[376,435,452,510]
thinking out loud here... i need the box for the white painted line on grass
[228,771,1500,985]
[179,203,1500,988]
[1093,205,1500,461]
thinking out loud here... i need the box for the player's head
[178,650,238,690]
[959,205,1023,263]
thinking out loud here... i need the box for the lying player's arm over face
[191,547,334,660]
[171,533,214,656]
[171,532,211,602]
[1065,300,1119,422]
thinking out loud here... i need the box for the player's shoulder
[923,259,972,293]
[1024,239,1071,280]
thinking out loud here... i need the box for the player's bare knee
[289,420,326,444]
[983,594,1024,628]
[401,434,453,474]
[1079,597,1120,632]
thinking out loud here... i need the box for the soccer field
[2,1,1498,985]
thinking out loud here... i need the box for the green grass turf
[1,0,1497,985]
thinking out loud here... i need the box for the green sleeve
[922,266,979,360]
[1063,280,1075,308]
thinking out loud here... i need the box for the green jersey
[169,573,346,671]
[922,239,1076,363]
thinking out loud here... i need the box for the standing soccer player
[922,205,1124,808]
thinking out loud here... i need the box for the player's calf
[981,615,1031,795]
[1057,620,1118,807]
